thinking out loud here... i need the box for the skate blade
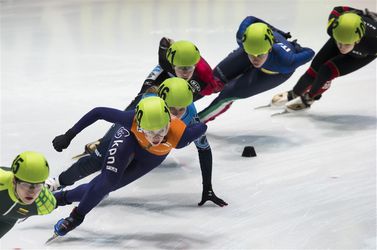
[71,152,89,160]
[45,233,59,245]
[271,109,290,116]
[254,104,271,110]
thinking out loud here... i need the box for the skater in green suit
[0,151,56,238]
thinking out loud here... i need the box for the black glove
[290,39,303,52]
[159,37,175,71]
[283,31,292,39]
[52,129,75,152]
[159,37,174,50]
[54,207,84,236]
[198,185,228,207]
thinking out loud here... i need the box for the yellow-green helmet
[166,40,201,66]
[12,151,49,183]
[242,22,274,56]
[135,96,171,131]
[332,13,365,44]
[158,77,193,108]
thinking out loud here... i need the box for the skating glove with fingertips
[198,185,228,207]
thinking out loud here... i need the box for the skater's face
[169,106,187,119]
[336,42,355,54]
[14,178,43,204]
[174,65,196,80]
[247,52,269,68]
[142,124,170,146]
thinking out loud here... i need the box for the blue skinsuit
[57,108,207,215]
[198,16,315,122]
[58,97,214,191]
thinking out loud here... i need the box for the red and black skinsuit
[292,6,377,99]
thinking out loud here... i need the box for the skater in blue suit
[47,78,227,209]
[50,96,209,236]
[198,16,315,122]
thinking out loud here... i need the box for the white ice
[1,0,376,249]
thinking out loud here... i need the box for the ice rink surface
[1,0,376,249]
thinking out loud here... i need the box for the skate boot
[285,93,314,112]
[271,90,297,107]
[45,177,63,192]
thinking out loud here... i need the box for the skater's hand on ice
[198,186,228,207]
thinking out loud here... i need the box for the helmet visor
[173,66,196,80]
[174,65,196,72]
[16,177,44,191]
[140,124,170,146]
[142,126,169,138]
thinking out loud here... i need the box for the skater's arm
[176,122,207,149]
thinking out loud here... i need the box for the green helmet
[166,40,200,66]
[158,77,193,108]
[332,13,365,44]
[242,22,274,56]
[135,96,171,131]
[11,151,49,183]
